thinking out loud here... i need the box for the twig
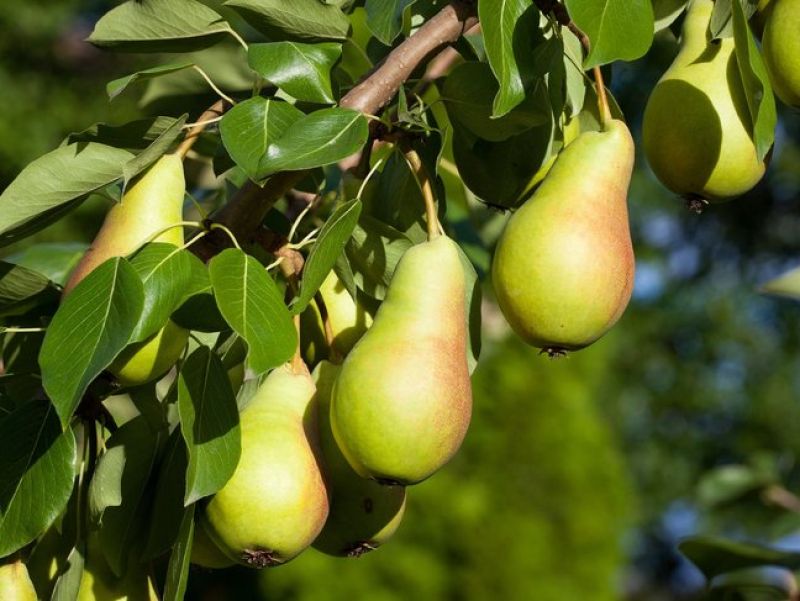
[403,147,440,240]
[176,99,229,159]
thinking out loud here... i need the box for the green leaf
[122,115,188,186]
[732,0,776,162]
[709,567,798,601]
[365,0,417,45]
[163,505,195,601]
[172,293,229,332]
[258,108,369,177]
[128,243,210,343]
[178,346,241,504]
[294,199,362,314]
[0,143,133,247]
[107,62,195,100]
[564,0,655,68]
[442,61,548,142]
[346,216,414,300]
[40,258,145,427]
[760,265,800,300]
[0,400,77,557]
[653,0,690,32]
[478,0,535,117]
[209,249,297,374]
[65,117,186,151]
[248,42,341,104]
[7,242,87,287]
[225,0,350,41]
[679,536,800,579]
[0,261,58,317]
[219,98,305,180]
[144,430,188,559]
[697,464,777,507]
[88,0,232,53]
[50,545,85,601]
[89,416,162,576]
[710,0,759,39]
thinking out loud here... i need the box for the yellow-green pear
[491,119,635,354]
[763,0,800,107]
[301,271,373,365]
[331,235,472,485]
[63,153,189,386]
[201,362,329,568]
[77,536,158,601]
[0,560,37,601]
[312,361,406,557]
[190,522,234,569]
[643,0,767,203]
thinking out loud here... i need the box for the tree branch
[190,0,478,261]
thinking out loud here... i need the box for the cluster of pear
[197,233,473,567]
[643,0,799,207]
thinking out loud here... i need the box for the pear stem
[314,291,344,364]
[592,66,612,128]
[403,148,440,241]
[290,314,306,373]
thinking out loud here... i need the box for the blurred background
[2,2,800,599]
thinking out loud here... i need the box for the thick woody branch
[191,1,478,261]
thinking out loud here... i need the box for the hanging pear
[312,360,406,557]
[0,560,37,601]
[491,119,635,354]
[200,362,329,567]
[643,0,767,204]
[331,235,472,485]
[190,522,234,569]
[63,153,189,385]
[763,0,800,107]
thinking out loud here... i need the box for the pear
[0,560,37,601]
[491,119,635,354]
[301,271,373,365]
[312,361,406,557]
[190,521,234,569]
[201,362,329,567]
[63,153,189,386]
[763,0,800,107]
[642,0,767,203]
[77,535,159,601]
[331,235,472,485]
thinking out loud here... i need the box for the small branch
[762,485,800,513]
[176,99,229,159]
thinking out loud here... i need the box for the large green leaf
[209,249,297,374]
[564,0,655,68]
[653,0,689,32]
[258,108,369,177]
[122,115,188,186]
[0,262,58,317]
[89,416,162,576]
[177,346,241,504]
[294,199,362,314]
[40,258,145,427]
[679,536,800,579]
[219,98,305,180]
[128,243,210,343]
[365,0,417,45]
[478,0,535,117]
[144,430,188,559]
[442,61,548,142]
[0,143,133,247]
[732,0,776,162]
[107,63,195,100]
[710,0,759,38]
[65,117,185,151]
[248,42,341,104]
[345,216,414,300]
[225,0,350,41]
[88,0,232,53]
[7,242,87,287]
[0,400,77,557]
[364,150,427,243]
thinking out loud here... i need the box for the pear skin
[643,0,767,202]
[312,361,406,557]
[190,521,234,569]
[763,0,800,107]
[62,153,189,387]
[492,119,635,353]
[331,236,472,485]
[301,272,373,366]
[201,363,329,568]
[0,561,37,601]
